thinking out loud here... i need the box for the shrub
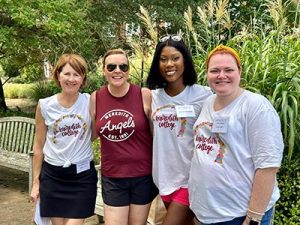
[13,64,43,84]
[4,84,18,98]
[82,71,106,94]
[0,110,35,118]
[274,157,300,224]
[4,83,35,98]
[17,86,35,98]
[92,139,100,165]
[30,81,60,102]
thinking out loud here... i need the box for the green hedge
[274,157,300,224]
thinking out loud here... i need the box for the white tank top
[39,93,93,167]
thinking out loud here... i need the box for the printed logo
[52,114,87,144]
[154,113,178,130]
[100,109,135,142]
[194,121,227,165]
[152,104,187,136]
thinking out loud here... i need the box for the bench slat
[3,122,10,150]
[24,122,34,154]
[20,122,27,153]
[0,116,35,192]
[0,122,4,148]
[11,121,17,152]
[7,121,15,152]
[14,121,21,153]
[21,124,29,153]
[28,124,35,154]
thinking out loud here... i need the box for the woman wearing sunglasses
[146,35,212,225]
[189,45,283,225]
[90,48,158,225]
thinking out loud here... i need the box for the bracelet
[246,212,262,222]
[247,209,265,216]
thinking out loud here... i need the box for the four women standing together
[31,37,283,225]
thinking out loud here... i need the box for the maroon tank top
[95,84,152,177]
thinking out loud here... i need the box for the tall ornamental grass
[136,0,300,160]
[3,83,35,98]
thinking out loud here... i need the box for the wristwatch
[249,220,260,225]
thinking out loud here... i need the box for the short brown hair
[52,54,88,88]
[102,49,129,69]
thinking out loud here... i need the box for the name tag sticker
[212,116,229,133]
[175,105,195,118]
[76,160,90,174]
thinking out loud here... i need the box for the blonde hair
[102,48,129,69]
[206,45,241,70]
[52,54,88,88]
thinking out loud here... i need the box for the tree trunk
[0,78,8,112]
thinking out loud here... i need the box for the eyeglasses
[106,64,129,72]
[159,34,182,43]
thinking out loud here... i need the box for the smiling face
[103,53,129,88]
[159,46,185,87]
[58,63,84,95]
[207,53,241,97]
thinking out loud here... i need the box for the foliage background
[1,0,300,223]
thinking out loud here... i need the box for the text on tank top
[95,84,152,177]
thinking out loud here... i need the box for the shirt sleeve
[38,98,48,122]
[247,97,284,169]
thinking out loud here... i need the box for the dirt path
[0,166,35,224]
[5,98,37,113]
[0,166,101,225]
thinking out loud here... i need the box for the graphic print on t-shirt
[51,114,87,144]
[99,109,135,142]
[194,121,227,165]
[152,104,187,137]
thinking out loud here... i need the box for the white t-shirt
[189,90,283,223]
[39,93,93,167]
[152,84,212,195]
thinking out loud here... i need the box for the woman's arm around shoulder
[141,87,152,120]
[90,91,98,141]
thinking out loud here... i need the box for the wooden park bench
[0,116,35,192]
[0,116,162,224]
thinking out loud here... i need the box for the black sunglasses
[159,34,182,42]
[106,64,129,72]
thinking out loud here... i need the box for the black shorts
[101,174,158,207]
